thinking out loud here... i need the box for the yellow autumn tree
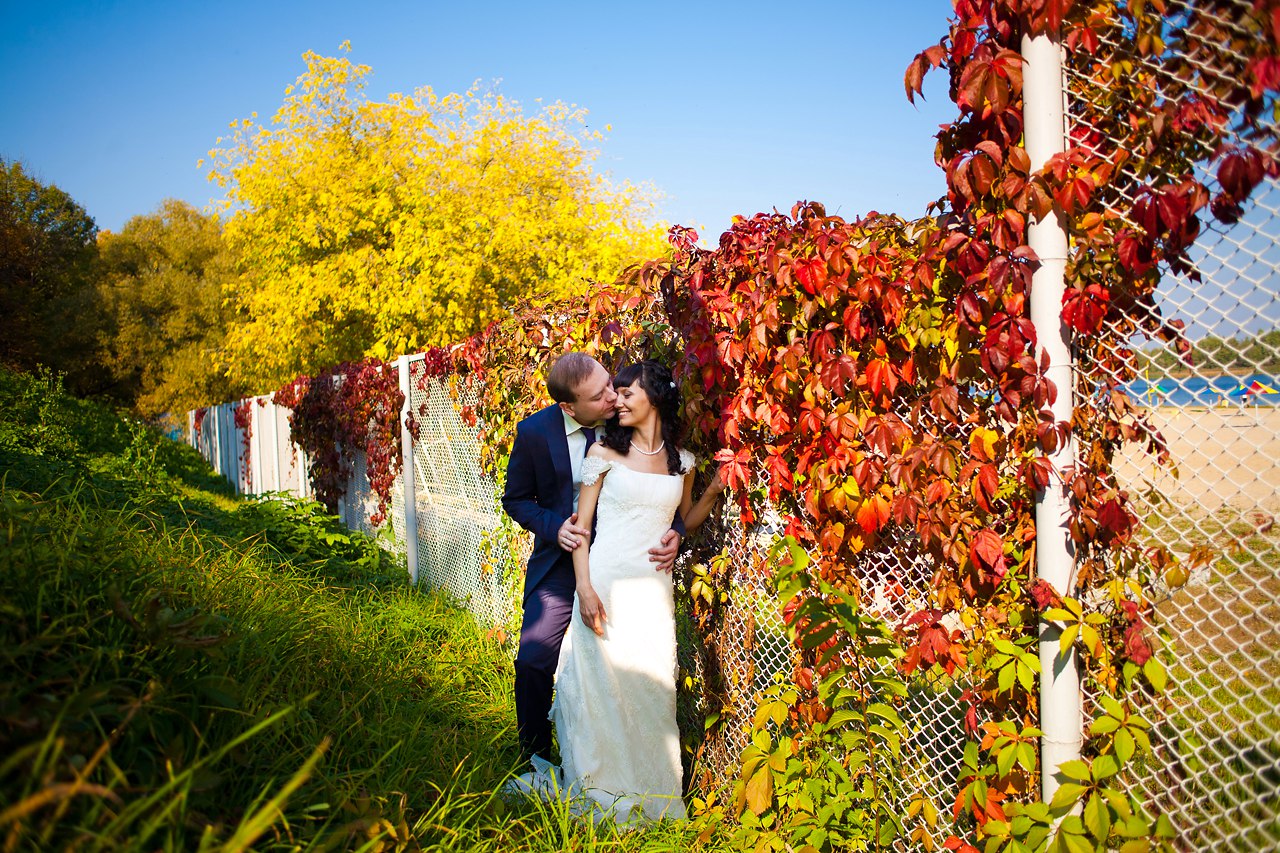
[206,46,666,390]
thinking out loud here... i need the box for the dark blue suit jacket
[503,405,577,602]
[502,404,686,602]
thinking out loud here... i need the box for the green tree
[96,200,244,419]
[206,47,666,391]
[0,158,103,393]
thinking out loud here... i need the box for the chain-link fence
[1063,1,1280,848]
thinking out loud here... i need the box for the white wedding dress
[548,451,692,823]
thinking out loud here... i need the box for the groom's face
[562,361,617,425]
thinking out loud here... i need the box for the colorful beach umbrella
[1226,380,1278,399]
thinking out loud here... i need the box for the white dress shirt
[562,410,599,512]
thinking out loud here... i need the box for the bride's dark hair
[602,360,685,475]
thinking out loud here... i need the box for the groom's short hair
[547,353,599,404]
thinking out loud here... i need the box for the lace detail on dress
[678,449,695,475]
[581,456,612,486]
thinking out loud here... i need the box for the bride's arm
[679,467,726,534]
[573,469,607,636]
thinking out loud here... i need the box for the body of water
[1122,373,1280,407]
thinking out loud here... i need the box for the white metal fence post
[1022,25,1083,805]
[398,355,420,584]
[269,398,282,493]
[212,404,225,484]
[249,399,261,495]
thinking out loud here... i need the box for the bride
[548,359,724,823]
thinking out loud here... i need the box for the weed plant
[0,369,728,851]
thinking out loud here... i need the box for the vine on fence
[193,406,207,441]
[273,359,411,525]
[233,399,253,491]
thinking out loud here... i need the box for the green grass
[0,369,730,851]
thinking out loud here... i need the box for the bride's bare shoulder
[586,443,617,460]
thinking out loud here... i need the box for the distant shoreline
[1138,367,1279,379]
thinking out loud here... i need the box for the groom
[502,352,683,761]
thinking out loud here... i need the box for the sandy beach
[1112,405,1280,513]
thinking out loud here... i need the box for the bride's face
[614,383,654,427]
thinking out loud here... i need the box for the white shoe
[500,756,563,801]
[528,754,564,800]
[500,772,536,798]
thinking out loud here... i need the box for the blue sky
[0,0,958,239]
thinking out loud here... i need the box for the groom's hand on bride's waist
[649,530,681,573]
[558,513,590,551]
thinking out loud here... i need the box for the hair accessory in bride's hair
[669,381,676,387]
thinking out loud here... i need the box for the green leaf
[993,638,1021,655]
[997,743,1018,777]
[1114,728,1135,763]
[871,676,909,697]
[744,765,774,816]
[1090,715,1120,735]
[998,661,1017,693]
[1061,830,1096,853]
[826,709,864,729]
[1049,782,1088,811]
[1083,792,1111,841]
[1143,658,1167,692]
[1057,759,1092,782]
[1093,754,1120,779]
[1017,662,1036,692]
[867,702,902,727]
[800,620,840,651]
[1059,623,1079,655]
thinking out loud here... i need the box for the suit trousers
[513,561,576,760]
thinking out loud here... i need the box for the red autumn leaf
[970,151,997,196]
[904,42,947,103]
[957,289,985,328]
[1248,55,1280,99]
[865,359,897,398]
[715,448,751,491]
[943,838,981,853]
[765,450,794,493]
[1116,231,1158,275]
[973,463,1000,512]
[969,528,1007,579]
[1021,456,1054,491]
[1211,193,1246,224]
[819,521,846,553]
[794,257,826,295]
[1123,621,1153,664]
[1029,578,1062,610]
[1218,147,1265,201]
[1096,496,1134,542]
[1062,283,1111,334]
[820,353,858,395]
[856,492,891,535]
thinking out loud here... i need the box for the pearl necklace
[631,439,666,456]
